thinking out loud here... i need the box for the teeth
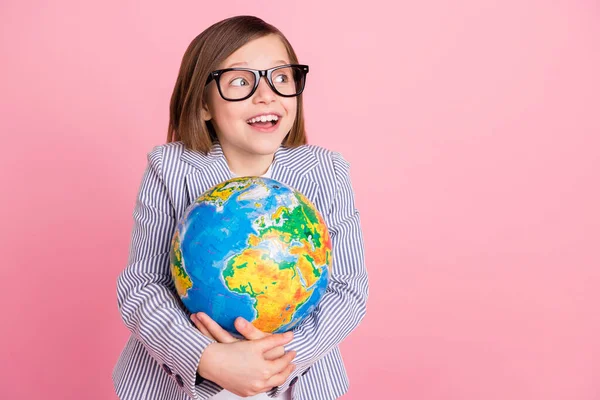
[247,114,279,124]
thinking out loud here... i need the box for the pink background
[1,1,599,399]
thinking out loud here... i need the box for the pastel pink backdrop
[1,1,599,399]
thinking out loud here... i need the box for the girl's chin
[218,127,288,154]
[245,141,283,155]
[245,131,287,147]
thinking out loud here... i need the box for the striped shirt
[112,141,369,400]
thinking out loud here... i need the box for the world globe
[170,176,331,335]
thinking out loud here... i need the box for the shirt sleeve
[268,151,369,397]
[116,146,223,399]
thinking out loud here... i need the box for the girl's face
[202,34,298,159]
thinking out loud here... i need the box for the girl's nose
[252,76,276,104]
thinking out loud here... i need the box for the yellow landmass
[197,178,253,204]
[170,230,192,297]
[295,255,320,288]
[224,248,312,332]
[172,264,193,297]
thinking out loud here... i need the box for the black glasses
[205,64,309,101]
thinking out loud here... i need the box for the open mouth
[248,119,278,128]
[246,114,281,131]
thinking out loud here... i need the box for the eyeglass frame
[205,64,309,102]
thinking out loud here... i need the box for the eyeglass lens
[218,66,305,100]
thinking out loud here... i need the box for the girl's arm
[116,146,221,400]
[269,151,370,396]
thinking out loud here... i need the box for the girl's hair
[166,15,308,153]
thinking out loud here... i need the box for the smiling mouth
[248,120,278,127]
[246,116,281,132]
[247,114,280,127]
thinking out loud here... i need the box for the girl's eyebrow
[225,59,289,69]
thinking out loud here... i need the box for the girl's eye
[273,73,290,84]
[230,77,249,87]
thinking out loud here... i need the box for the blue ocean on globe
[170,176,331,334]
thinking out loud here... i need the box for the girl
[112,15,369,400]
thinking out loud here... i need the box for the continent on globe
[170,176,331,335]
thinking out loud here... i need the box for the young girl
[112,15,369,400]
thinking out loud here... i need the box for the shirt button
[175,374,184,387]
[162,364,172,375]
[290,376,298,386]
[301,367,311,376]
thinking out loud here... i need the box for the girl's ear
[201,101,212,121]
[200,92,212,121]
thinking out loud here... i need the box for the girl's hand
[196,331,296,397]
[191,312,287,360]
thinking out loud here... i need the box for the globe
[170,176,331,335]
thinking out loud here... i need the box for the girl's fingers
[263,346,286,361]
[191,315,215,340]
[234,317,269,340]
[257,332,293,353]
[199,324,213,339]
[197,313,238,344]
[264,363,296,389]
[268,350,297,376]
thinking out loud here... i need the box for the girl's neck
[221,145,275,177]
